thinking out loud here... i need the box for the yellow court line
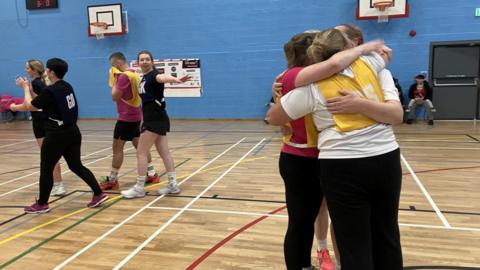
[0,155,268,246]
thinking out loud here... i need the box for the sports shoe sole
[88,195,109,208]
[25,208,51,214]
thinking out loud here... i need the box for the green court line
[0,157,192,268]
[0,197,122,269]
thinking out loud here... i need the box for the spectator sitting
[406,74,435,125]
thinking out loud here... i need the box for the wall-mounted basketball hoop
[356,0,409,23]
[87,3,127,40]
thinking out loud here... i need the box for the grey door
[430,42,480,119]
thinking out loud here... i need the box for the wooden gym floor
[0,119,479,269]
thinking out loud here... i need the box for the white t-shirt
[281,54,399,159]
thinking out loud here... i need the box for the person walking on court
[10,59,66,196]
[121,50,190,199]
[100,52,159,191]
[14,58,108,213]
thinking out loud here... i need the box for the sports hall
[0,0,479,269]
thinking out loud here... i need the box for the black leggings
[279,152,323,270]
[318,148,403,270]
[38,126,102,205]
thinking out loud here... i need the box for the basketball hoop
[89,22,108,40]
[373,0,393,23]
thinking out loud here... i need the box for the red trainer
[24,201,50,214]
[87,193,109,208]
[99,176,119,190]
[146,173,160,184]
[318,248,335,270]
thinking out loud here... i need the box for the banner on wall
[130,59,202,97]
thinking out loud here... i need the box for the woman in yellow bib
[267,29,403,270]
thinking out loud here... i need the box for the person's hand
[15,76,28,88]
[326,90,364,114]
[379,45,392,62]
[415,97,424,102]
[280,125,292,136]
[9,103,17,112]
[272,72,284,99]
[358,39,384,55]
[178,75,192,83]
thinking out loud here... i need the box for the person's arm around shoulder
[295,40,385,87]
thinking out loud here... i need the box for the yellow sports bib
[316,58,384,132]
[109,67,142,108]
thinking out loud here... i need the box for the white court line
[401,154,451,228]
[0,146,125,198]
[399,223,480,232]
[0,139,35,149]
[0,146,112,188]
[112,138,265,270]
[401,146,480,151]
[53,137,247,270]
[148,206,288,218]
[147,206,480,232]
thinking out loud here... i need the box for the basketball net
[374,4,391,23]
[90,22,108,40]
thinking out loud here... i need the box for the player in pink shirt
[100,52,159,190]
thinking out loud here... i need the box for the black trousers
[279,152,323,270]
[318,148,403,270]
[38,125,102,205]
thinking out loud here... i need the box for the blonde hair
[27,59,51,85]
[307,28,353,63]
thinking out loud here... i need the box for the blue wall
[1,0,479,118]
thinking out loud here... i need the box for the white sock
[136,175,146,188]
[167,172,176,184]
[317,239,327,250]
[110,168,119,180]
[54,182,63,187]
[147,163,156,177]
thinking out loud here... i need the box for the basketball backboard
[87,3,125,38]
[356,0,409,21]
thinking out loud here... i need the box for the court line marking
[0,139,35,149]
[0,151,263,249]
[0,146,124,198]
[0,146,112,188]
[147,206,480,232]
[53,137,246,270]
[112,138,266,270]
[400,154,451,228]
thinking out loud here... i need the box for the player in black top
[15,58,108,213]
[121,50,190,199]
[10,59,66,196]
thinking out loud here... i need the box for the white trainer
[121,185,146,199]
[158,183,181,195]
[51,183,67,196]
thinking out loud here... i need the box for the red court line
[187,165,479,268]
[186,205,287,270]
[403,165,480,176]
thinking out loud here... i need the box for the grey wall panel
[433,86,478,119]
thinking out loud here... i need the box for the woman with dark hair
[121,50,190,199]
[14,58,108,213]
